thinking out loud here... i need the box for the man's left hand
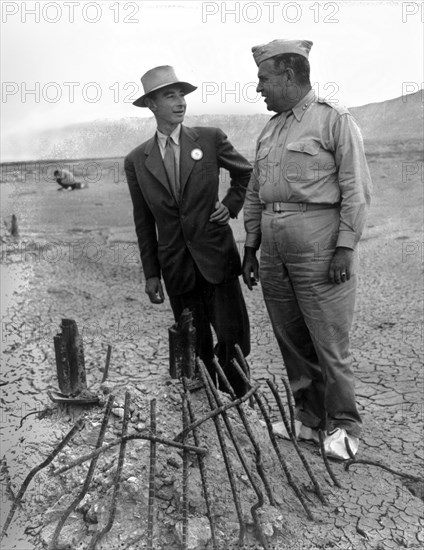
[328,247,354,284]
[209,201,230,225]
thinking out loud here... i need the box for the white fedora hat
[133,65,197,108]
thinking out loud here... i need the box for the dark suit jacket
[124,125,252,296]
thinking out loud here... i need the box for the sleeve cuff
[245,232,261,250]
[222,200,236,219]
[336,231,357,250]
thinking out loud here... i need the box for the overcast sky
[1,0,423,140]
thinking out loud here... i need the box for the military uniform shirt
[244,89,372,250]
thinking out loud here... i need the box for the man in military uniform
[242,39,372,459]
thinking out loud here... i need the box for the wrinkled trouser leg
[207,277,251,397]
[260,209,362,437]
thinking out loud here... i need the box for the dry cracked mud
[0,151,423,549]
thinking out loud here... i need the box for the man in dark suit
[125,66,252,396]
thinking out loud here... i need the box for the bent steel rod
[232,346,254,409]
[207,359,269,549]
[54,432,207,475]
[318,430,342,488]
[280,373,338,492]
[344,437,424,483]
[0,418,84,543]
[232,356,313,521]
[278,376,297,437]
[147,399,157,550]
[181,394,189,550]
[197,359,247,545]
[267,379,327,505]
[50,394,115,550]
[211,358,275,507]
[101,344,112,383]
[182,378,219,550]
[174,383,260,443]
[87,391,131,550]
[344,455,424,482]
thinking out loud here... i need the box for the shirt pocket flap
[287,141,320,155]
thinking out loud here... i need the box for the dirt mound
[1,377,332,550]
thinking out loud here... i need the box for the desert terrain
[0,137,423,549]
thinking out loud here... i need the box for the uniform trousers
[260,208,362,437]
[169,269,250,397]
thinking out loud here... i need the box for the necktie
[163,137,179,201]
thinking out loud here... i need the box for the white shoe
[271,419,300,439]
[324,428,359,460]
[298,424,321,443]
[272,420,320,443]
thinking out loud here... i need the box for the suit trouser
[260,208,362,437]
[169,270,250,397]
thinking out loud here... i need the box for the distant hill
[2,91,422,161]
[3,114,269,162]
[349,90,423,142]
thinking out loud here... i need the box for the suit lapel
[144,135,172,194]
[180,126,200,195]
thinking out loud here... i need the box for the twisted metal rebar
[234,345,254,408]
[231,356,313,521]
[174,383,260,443]
[50,395,115,550]
[344,456,424,482]
[101,344,112,383]
[278,377,298,439]
[147,399,157,550]
[182,378,219,550]
[87,391,131,550]
[267,379,327,504]
[54,432,207,475]
[318,430,342,488]
[181,394,189,550]
[197,359,247,545]
[211,358,275,507]
[0,418,84,544]
[206,360,269,549]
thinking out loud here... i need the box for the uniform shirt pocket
[286,140,320,155]
[285,140,321,183]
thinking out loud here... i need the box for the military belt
[262,202,339,213]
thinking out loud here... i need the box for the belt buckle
[298,203,307,212]
[273,202,282,213]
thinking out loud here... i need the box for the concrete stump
[11,214,19,237]
[169,308,196,379]
[54,319,87,396]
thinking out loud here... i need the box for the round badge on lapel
[191,148,203,161]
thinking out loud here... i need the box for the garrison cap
[252,39,313,66]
